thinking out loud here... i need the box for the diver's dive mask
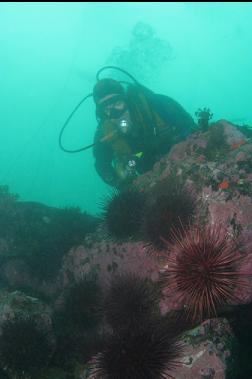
[98,94,126,117]
[98,95,132,135]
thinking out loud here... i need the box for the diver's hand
[104,163,138,189]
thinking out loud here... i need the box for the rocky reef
[0,120,252,378]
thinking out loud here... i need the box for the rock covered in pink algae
[61,240,160,289]
[167,318,236,379]
[134,120,252,196]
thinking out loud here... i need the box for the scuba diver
[59,66,197,189]
[92,78,197,189]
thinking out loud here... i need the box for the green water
[1,2,252,215]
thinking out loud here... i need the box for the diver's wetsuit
[93,91,197,187]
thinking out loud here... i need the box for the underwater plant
[90,318,183,379]
[0,315,52,378]
[142,180,195,251]
[101,189,145,240]
[161,224,249,322]
[103,273,161,332]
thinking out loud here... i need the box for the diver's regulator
[116,110,132,135]
[118,119,129,134]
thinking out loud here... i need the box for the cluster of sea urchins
[95,176,251,377]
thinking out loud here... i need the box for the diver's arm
[152,94,197,135]
[94,158,118,187]
[93,129,118,187]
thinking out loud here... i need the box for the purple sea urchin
[90,319,183,379]
[51,277,103,369]
[0,315,52,378]
[61,276,102,330]
[102,189,145,240]
[103,273,161,332]
[142,181,195,251]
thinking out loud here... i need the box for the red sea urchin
[161,224,250,322]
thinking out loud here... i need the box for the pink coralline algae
[165,318,234,379]
[61,241,160,289]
